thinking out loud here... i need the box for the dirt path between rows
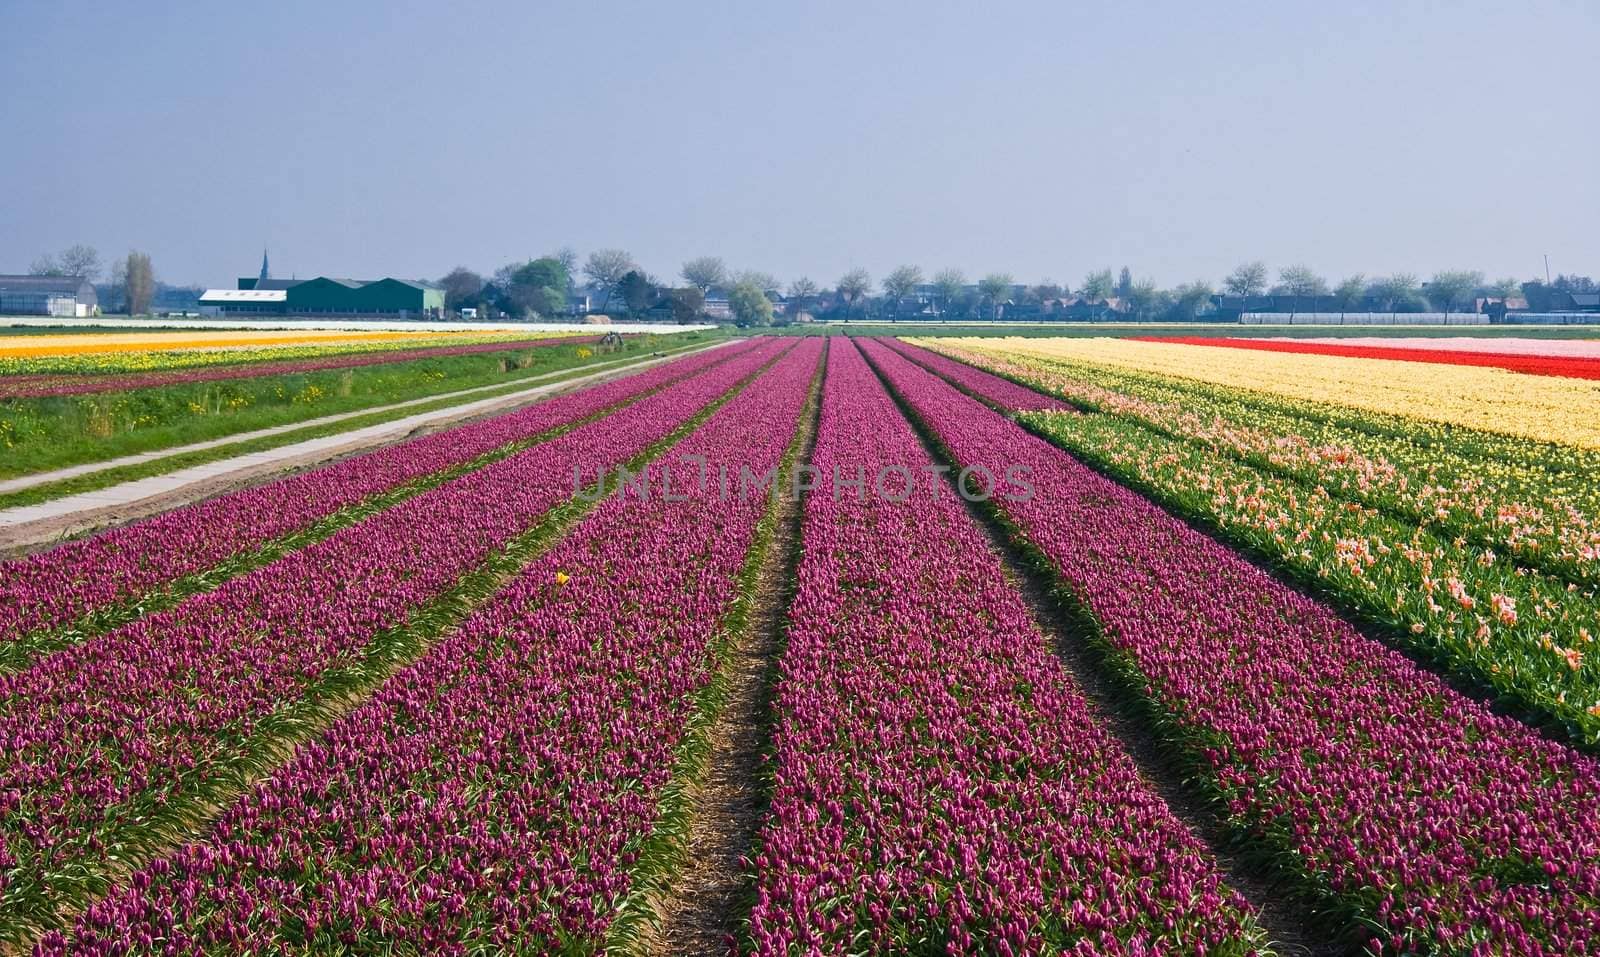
[642,348,824,956]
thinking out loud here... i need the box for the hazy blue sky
[3,0,1596,289]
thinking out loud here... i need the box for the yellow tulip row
[937,336,1600,450]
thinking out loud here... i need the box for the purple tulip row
[0,341,752,660]
[34,339,825,955]
[879,338,1071,413]
[0,335,603,399]
[860,337,1600,954]
[746,339,1263,956]
[0,338,791,941]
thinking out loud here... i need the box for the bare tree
[1334,275,1367,319]
[932,268,966,318]
[836,268,871,321]
[58,244,102,281]
[880,265,923,321]
[1426,270,1484,318]
[786,277,818,320]
[583,248,637,310]
[548,247,579,281]
[1169,280,1214,320]
[1370,273,1422,313]
[28,255,61,276]
[1079,269,1114,301]
[1275,264,1328,297]
[438,267,485,312]
[977,273,1013,320]
[1488,277,1524,299]
[1223,261,1269,297]
[680,256,727,293]
[123,251,156,316]
[734,270,780,293]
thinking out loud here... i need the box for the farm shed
[0,275,99,317]
[205,276,445,318]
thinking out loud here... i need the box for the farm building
[200,276,445,318]
[0,275,99,317]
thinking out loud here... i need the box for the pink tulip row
[861,337,1600,954]
[747,339,1264,956]
[0,342,752,660]
[0,335,603,399]
[34,339,825,954]
[0,338,791,941]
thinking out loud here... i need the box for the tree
[31,244,101,280]
[549,247,579,281]
[680,256,727,293]
[735,270,780,294]
[1028,282,1064,304]
[58,245,101,281]
[670,287,705,324]
[882,265,923,299]
[1275,264,1328,297]
[1124,278,1163,320]
[1223,261,1269,297]
[1334,275,1368,316]
[123,251,156,316]
[1079,269,1114,301]
[1488,277,1524,298]
[932,268,966,318]
[497,257,570,318]
[438,267,485,312]
[786,277,818,320]
[1426,270,1484,317]
[583,248,637,310]
[728,279,774,327]
[1370,273,1423,313]
[1167,281,1214,321]
[617,270,658,317]
[1114,267,1134,300]
[978,273,1014,320]
[882,265,924,321]
[836,268,871,320]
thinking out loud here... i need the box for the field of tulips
[37,340,823,954]
[8,326,1600,955]
[911,338,1600,743]
[938,335,1600,449]
[870,337,1600,952]
[749,340,1265,955]
[0,342,748,670]
[1137,335,1600,381]
[0,333,595,399]
[0,338,785,943]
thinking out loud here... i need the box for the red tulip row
[0,338,791,943]
[1135,335,1600,381]
[863,337,1600,954]
[0,342,751,668]
[34,340,825,954]
[747,339,1265,955]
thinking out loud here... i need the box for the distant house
[1054,296,1126,321]
[200,276,444,318]
[0,275,99,317]
[702,286,732,320]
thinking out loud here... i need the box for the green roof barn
[200,277,445,318]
